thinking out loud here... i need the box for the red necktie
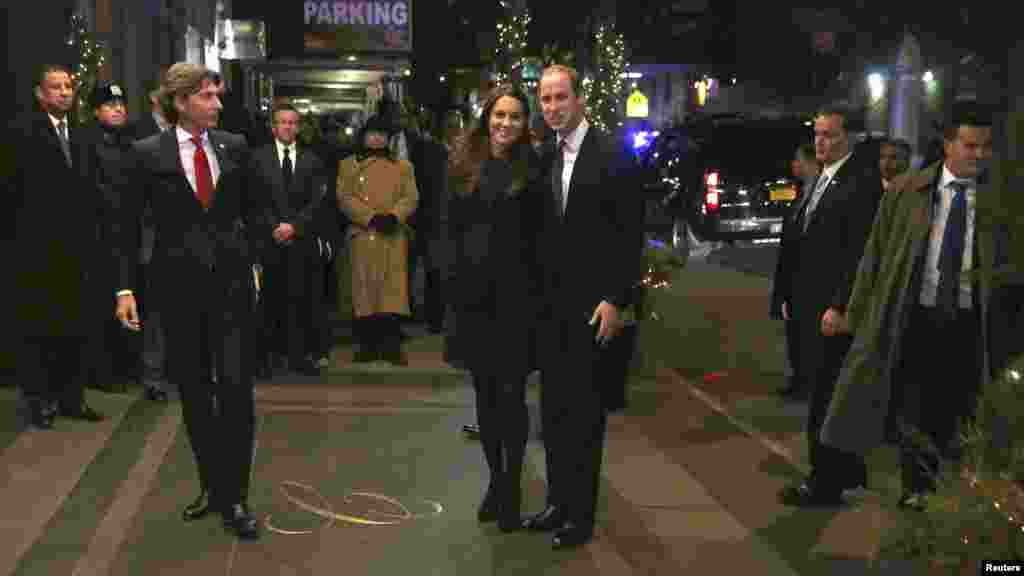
[191,136,213,209]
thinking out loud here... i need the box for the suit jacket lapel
[207,131,235,198]
[38,112,68,164]
[906,164,943,293]
[159,128,193,194]
[803,158,851,231]
[266,146,288,213]
[791,177,815,220]
[564,129,596,218]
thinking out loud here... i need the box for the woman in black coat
[446,85,544,531]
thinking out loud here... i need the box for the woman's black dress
[448,153,544,527]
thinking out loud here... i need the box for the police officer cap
[91,83,127,108]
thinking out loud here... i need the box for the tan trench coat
[336,155,418,318]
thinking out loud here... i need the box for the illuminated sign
[626,89,649,118]
[302,1,412,53]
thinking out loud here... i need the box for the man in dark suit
[252,102,328,376]
[130,82,171,400]
[133,83,170,141]
[523,65,643,549]
[773,105,882,507]
[824,102,1023,510]
[412,133,449,333]
[115,62,266,539]
[12,63,105,429]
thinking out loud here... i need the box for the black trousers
[264,246,323,365]
[899,305,980,493]
[353,314,401,354]
[19,335,86,411]
[540,318,608,532]
[784,319,800,388]
[423,267,443,331]
[472,371,528,512]
[164,287,255,511]
[137,263,168,386]
[807,332,867,494]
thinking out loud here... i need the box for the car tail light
[704,170,721,215]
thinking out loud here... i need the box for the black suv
[639,114,812,244]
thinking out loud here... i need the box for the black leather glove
[368,214,388,232]
[371,213,399,234]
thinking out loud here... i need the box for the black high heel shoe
[477,485,499,523]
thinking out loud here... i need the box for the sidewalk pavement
[0,260,923,575]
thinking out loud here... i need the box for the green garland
[493,6,530,85]
[583,23,627,135]
[625,239,686,325]
[68,14,107,124]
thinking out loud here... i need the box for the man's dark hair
[36,64,72,88]
[881,137,911,161]
[943,100,993,140]
[271,102,301,123]
[541,65,583,98]
[814,103,865,134]
[797,142,815,162]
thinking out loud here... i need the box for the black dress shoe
[145,386,168,402]
[29,404,55,430]
[290,359,321,376]
[61,403,105,422]
[477,486,498,523]
[552,523,592,549]
[778,481,842,507]
[183,491,211,521]
[223,503,260,539]
[522,505,567,532]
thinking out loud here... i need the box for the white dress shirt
[919,164,976,309]
[275,139,297,169]
[555,117,589,213]
[48,112,69,137]
[177,126,221,193]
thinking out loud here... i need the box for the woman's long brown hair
[450,84,534,197]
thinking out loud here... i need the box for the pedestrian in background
[336,115,418,365]
[773,142,818,400]
[773,105,882,508]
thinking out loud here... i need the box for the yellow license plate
[769,185,797,201]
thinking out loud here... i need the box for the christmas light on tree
[68,14,108,124]
[585,23,627,134]
[493,5,530,84]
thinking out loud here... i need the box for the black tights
[472,372,529,517]
[354,314,401,355]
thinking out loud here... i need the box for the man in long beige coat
[337,116,418,364]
